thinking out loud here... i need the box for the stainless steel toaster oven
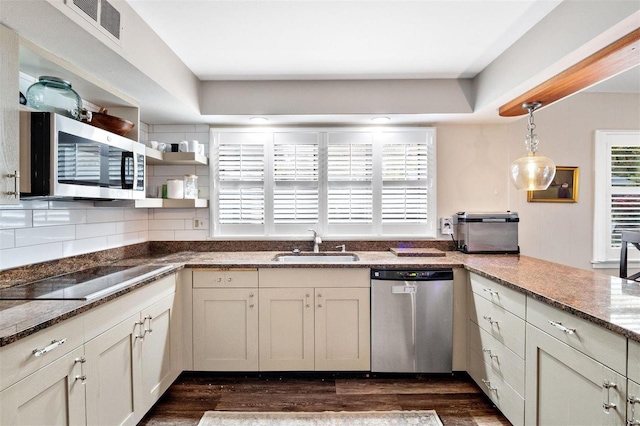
[455,212,519,254]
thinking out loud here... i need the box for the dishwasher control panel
[371,268,453,281]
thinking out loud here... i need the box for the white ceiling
[127,0,562,81]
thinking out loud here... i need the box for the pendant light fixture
[510,102,556,191]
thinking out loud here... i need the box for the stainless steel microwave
[20,112,145,200]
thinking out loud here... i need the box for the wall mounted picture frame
[527,166,579,203]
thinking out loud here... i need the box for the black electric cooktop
[0,264,172,301]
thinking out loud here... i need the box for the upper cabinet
[0,25,20,205]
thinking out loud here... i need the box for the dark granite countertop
[1,250,639,347]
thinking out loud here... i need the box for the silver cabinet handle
[629,395,640,425]
[482,348,499,361]
[483,315,498,326]
[32,338,66,357]
[134,319,146,341]
[482,288,498,296]
[144,315,153,334]
[481,378,497,392]
[548,320,576,335]
[317,293,322,308]
[603,380,618,413]
[305,293,310,308]
[6,171,19,197]
[216,277,222,282]
[74,357,87,384]
[227,277,232,282]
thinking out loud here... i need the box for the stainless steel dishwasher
[371,268,454,373]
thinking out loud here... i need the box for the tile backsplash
[0,200,149,270]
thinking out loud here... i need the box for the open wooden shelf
[145,148,208,165]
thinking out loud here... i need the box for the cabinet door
[0,24,19,205]
[138,293,179,411]
[85,313,143,426]
[0,346,86,425]
[193,288,258,371]
[525,324,626,426]
[259,288,314,371]
[315,287,370,371]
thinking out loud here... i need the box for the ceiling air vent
[73,0,98,21]
[100,0,121,40]
[66,0,122,44]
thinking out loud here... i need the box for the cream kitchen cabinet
[0,272,179,426]
[258,268,370,372]
[0,345,86,425]
[192,269,259,371]
[0,24,20,205]
[467,272,526,426]
[525,323,626,426]
[85,292,178,426]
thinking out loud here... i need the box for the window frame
[210,127,437,240]
[593,130,640,268]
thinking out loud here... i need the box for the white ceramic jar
[167,179,184,199]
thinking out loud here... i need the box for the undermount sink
[272,253,360,263]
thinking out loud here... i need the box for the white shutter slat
[273,141,319,182]
[273,188,318,223]
[218,187,264,224]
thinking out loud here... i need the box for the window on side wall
[210,128,437,239]
[593,130,640,267]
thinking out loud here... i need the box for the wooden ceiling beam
[499,28,640,117]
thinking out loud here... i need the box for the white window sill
[591,260,640,269]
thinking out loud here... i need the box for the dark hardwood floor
[138,372,511,426]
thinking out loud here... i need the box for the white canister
[188,140,200,153]
[183,175,198,199]
[178,141,189,152]
[167,179,184,199]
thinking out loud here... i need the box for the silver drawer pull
[144,315,153,334]
[483,315,498,326]
[629,395,640,425]
[548,320,576,335]
[482,288,498,296]
[603,380,618,414]
[134,319,146,340]
[482,348,498,360]
[32,338,66,357]
[481,378,497,392]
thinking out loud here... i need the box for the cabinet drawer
[84,274,176,341]
[469,273,525,319]
[259,268,370,288]
[629,340,640,384]
[526,297,626,375]
[467,321,524,396]
[0,314,84,391]
[468,291,525,358]
[193,269,258,288]
[468,348,524,426]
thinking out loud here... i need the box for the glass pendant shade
[510,102,556,190]
[510,152,556,190]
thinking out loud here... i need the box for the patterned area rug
[197,410,443,425]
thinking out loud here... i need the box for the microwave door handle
[121,152,133,189]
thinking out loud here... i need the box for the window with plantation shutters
[381,132,431,223]
[327,133,373,224]
[593,130,640,265]
[211,128,437,238]
[273,133,319,225]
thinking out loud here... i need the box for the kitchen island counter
[1,250,639,346]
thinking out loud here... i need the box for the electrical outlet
[194,219,201,228]
[440,217,453,235]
